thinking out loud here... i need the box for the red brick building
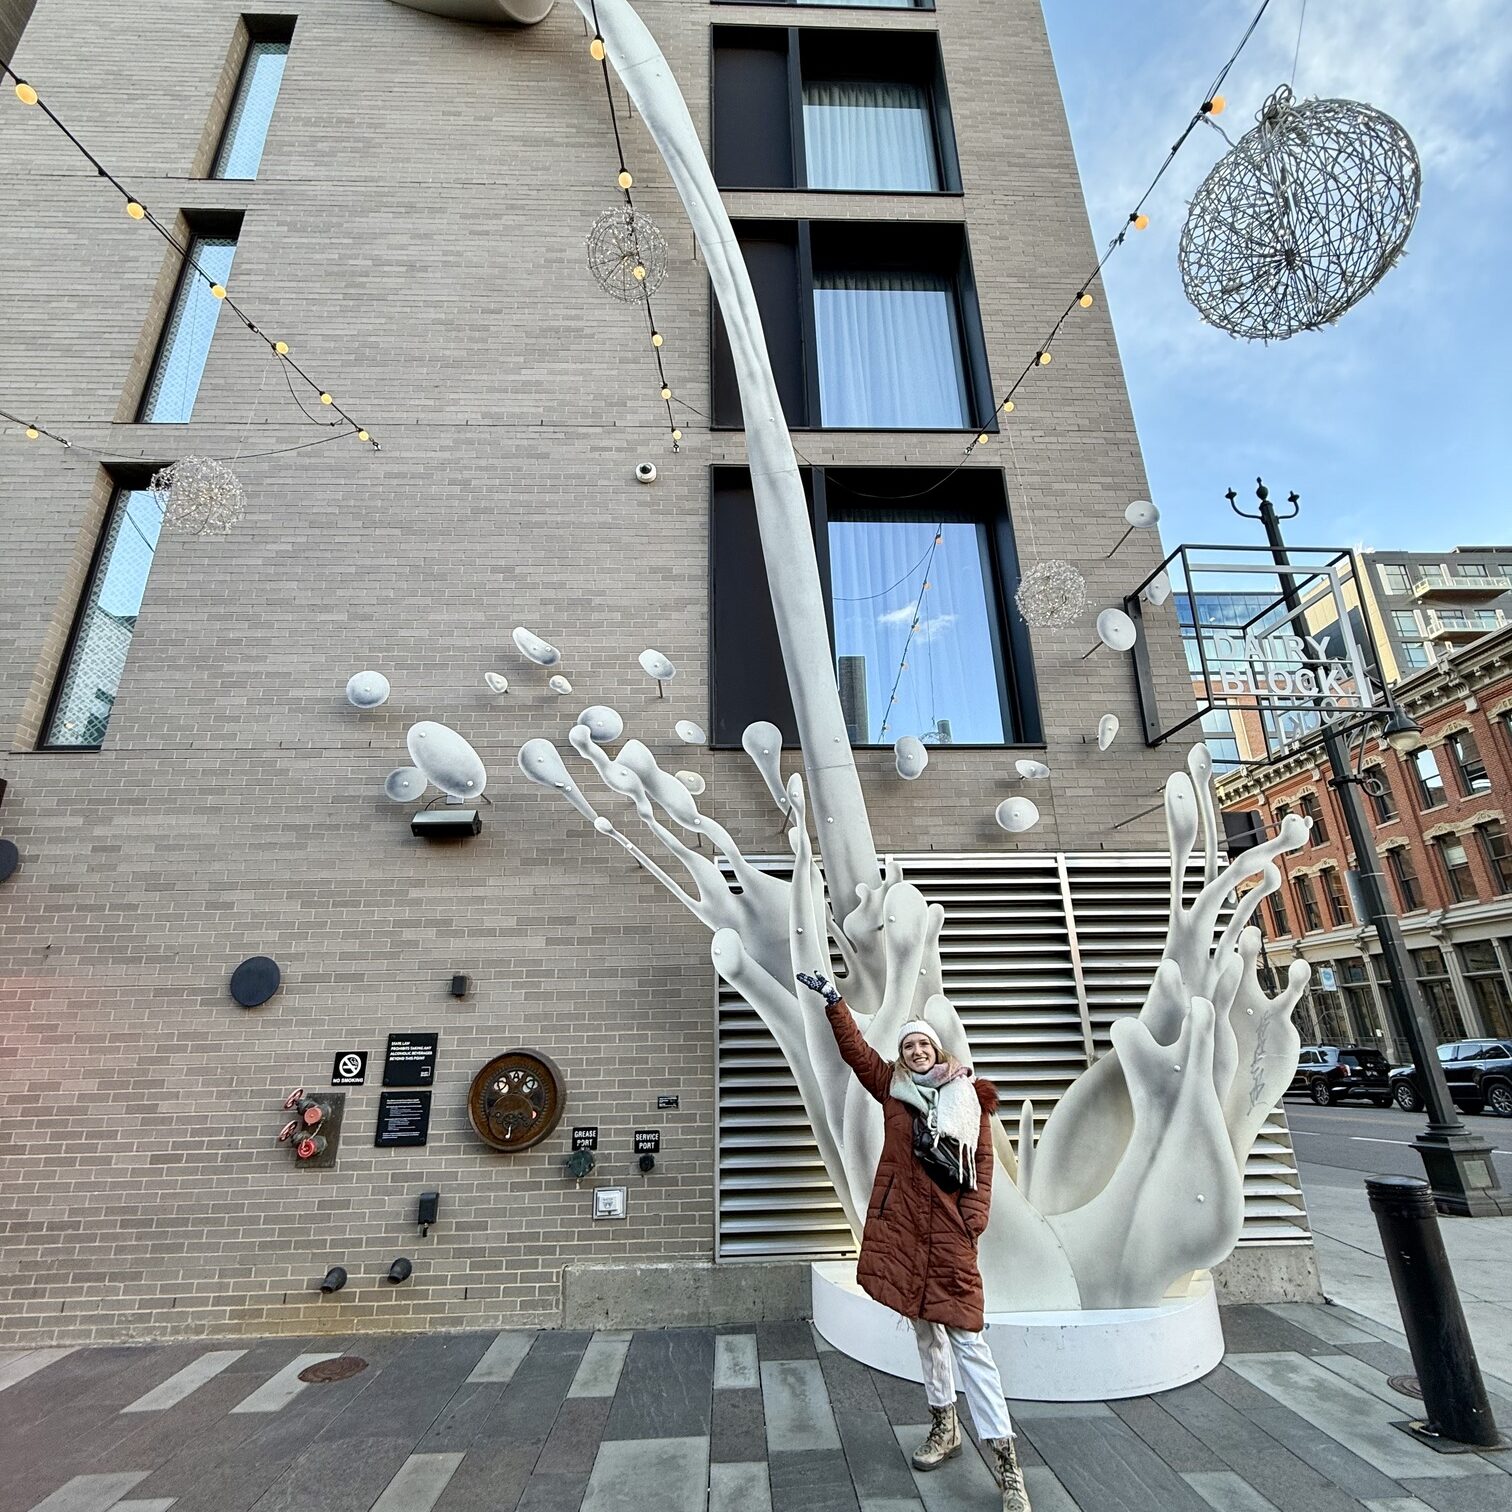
[1219,625,1512,1056]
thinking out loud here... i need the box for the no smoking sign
[331,1051,368,1087]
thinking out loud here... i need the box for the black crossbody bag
[911,1115,967,1194]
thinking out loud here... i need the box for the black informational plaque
[383,1033,439,1087]
[572,1126,599,1151]
[331,1050,368,1087]
[634,1129,661,1154]
[375,1091,432,1147]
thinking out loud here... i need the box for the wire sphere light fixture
[585,206,669,304]
[1178,85,1421,341]
[1014,559,1088,629]
[148,456,246,535]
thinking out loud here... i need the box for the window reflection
[213,38,290,179]
[139,235,238,423]
[829,510,1006,744]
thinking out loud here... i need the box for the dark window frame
[37,466,161,753]
[1321,866,1351,927]
[711,24,961,195]
[1435,835,1478,904]
[1299,790,1329,845]
[1479,821,1512,895]
[1366,766,1398,823]
[712,218,995,432]
[707,463,1041,751]
[1447,729,1491,797]
[1294,874,1323,933]
[1410,747,1447,811]
[1268,889,1290,937]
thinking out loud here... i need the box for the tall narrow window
[1321,867,1352,927]
[1436,837,1477,903]
[1268,889,1290,937]
[803,79,939,190]
[1388,848,1423,911]
[815,272,969,428]
[1447,730,1491,796]
[1294,875,1323,933]
[1367,769,1397,822]
[1479,821,1512,894]
[1299,791,1329,845]
[139,226,240,423]
[213,22,294,179]
[1410,748,1446,810]
[42,484,162,748]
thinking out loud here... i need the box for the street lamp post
[1232,480,1512,1217]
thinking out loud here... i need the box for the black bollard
[1365,1175,1503,1448]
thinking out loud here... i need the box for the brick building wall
[0,0,1204,1344]
[1221,626,1512,1054]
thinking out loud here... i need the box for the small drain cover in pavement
[299,1356,369,1383]
[1387,1374,1423,1399]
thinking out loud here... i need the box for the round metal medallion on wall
[467,1050,566,1152]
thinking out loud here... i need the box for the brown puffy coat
[826,999,999,1332]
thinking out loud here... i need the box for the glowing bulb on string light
[1133,213,1149,230]
[14,82,38,105]
[211,283,227,299]
[274,340,288,355]
[1003,400,1014,413]
[25,426,39,439]
[590,36,606,60]
[357,430,370,442]
[1206,95,1226,115]
[1038,350,1052,366]
[660,386,671,400]
[976,433,989,446]
[319,392,333,405]
[125,200,145,220]
[618,170,633,189]
[1079,291,1094,308]
[632,264,646,281]
[651,331,663,348]
[671,428,682,442]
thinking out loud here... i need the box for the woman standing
[797,971,1030,1512]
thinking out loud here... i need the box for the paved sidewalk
[2,1304,1509,1512]
[1303,1165,1512,1391]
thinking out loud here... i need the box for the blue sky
[1040,0,1512,555]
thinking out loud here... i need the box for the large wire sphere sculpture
[1015,559,1088,629]
[1178,85,1421,341]
[585,206,669,304]
[148,456,246,536]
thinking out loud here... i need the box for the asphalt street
[1284,1096,1512,1187]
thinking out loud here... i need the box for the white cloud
[914,614,959,643]
[878,600,918,625]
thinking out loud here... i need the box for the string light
[0,54,381,451]
[617,170,633,190]
[660,386,671,400]
[1,406,71,447]
[955,0,1278,468]
[590,36,606,61]
[319,392,333,405]
[651,331,663,347]
[26,426,39,438]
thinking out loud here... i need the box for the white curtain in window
[802,80,938,191]
[815,273,969,428]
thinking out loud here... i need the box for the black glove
[796,971,841,1006]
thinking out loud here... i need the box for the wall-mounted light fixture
[319,1266,348,1293]
[386,1257,413,1285]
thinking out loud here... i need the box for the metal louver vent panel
[716,851,1310,1260]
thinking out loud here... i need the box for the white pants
[912,1319,1015,1441]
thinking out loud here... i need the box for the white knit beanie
[897,1019,944,1052]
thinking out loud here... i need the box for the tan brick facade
[0,0,1199,1344]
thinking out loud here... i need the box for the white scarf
[891,1062,981,1189]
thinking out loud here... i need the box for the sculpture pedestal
[811,1262,1223,1401]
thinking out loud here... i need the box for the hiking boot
[987,1436,1031,1511]
[910,1403,961,1470]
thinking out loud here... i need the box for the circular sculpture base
[811,1262,1223,1401]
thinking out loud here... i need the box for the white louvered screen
[716,851,1310,1259]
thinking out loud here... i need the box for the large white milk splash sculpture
[391,0,1312,1388]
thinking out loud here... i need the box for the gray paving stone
[229,1354,342,1415]
[1108,1395,1225,1472]
[759,1322,819,1362]
[1024,1412,1216,1512]
[0,1349,77,1395]
[1156,1383,1367,1512]
[768,1448,860,1512]
[711,1386,766,1464]
[535,1398,612,1476]
[711,1462,771,1512]
[715,1334,758,1390]
[857,1501,923,1512]
[113,1502,178,1512]
[26,1474,149,1512]
[1398,1479,1512,1511]
[466,1332,535,1385]
[1007,1397,1114,1419]
[890,1426,998,1511]
[1268,1303,1381,1346]
[569,1334,632,1399]
[580,1436,710,1512]
[817,1351,883,1414]
[602,1330,713,1443]
[1020,1468,1082,1512]
[867,1369,928,1429]
[245,1434,419,1512]
[833,1406,919,1503]
[516,1471,594,1512]
[1227,1353,1502,1481]
[1184,1470,1282,1511]
[762,1360,841,1453]
[368,1453,465,1512]
[122,1351,247,1413]
[1221,1305,1333,1357]
[1363,1499,1437,1511]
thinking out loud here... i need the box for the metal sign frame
[1126,542,1389,761]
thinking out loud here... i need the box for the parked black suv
[1292,1045,1394,1106]
[1391,1039,1512,1115]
